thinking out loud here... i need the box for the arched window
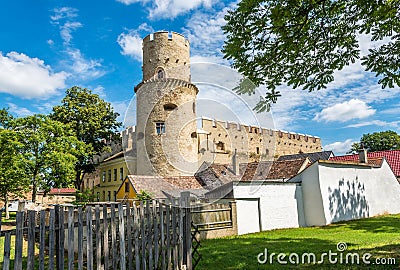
[157,68,165,79]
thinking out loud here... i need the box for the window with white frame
[155,122,165,134]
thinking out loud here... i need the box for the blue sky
[1,0,399,155]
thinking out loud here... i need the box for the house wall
[232,182,305,234]
[94,157,134,201]
[292,163,327,226]
[317,161,400,225]
[116,178,137,203]
[294,160,400,227]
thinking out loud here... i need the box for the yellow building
[94,151,136,201]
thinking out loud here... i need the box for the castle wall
[199,118,321,165]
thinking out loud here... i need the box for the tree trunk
[4,193,9,220]
[75,170,82,191]
[32,180,37,203]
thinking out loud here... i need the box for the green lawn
[197,214,400,269]
[1,211,16,222]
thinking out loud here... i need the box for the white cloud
[381,104,400,115]
[65,49,105,80]
[190,55,228,65]
[116,0,149,4]
[7,103,34,117]
[0,52,68,99]
[50,7,82,45]
[50,7,106,81]
[314,99,376,123]
[60,21,82,45]
[117,23,153,61]
[50,7,78,22]
[346,120,399,129]
[92,86,107,98]
[117,32,143,61]
[149,0,213,19]
[116,0,213,19]
[182,3,237,65]
[324,139,355,155]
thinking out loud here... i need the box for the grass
[197,214,400,269]
[1,211,16,223]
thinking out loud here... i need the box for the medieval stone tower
[134,32,199,177]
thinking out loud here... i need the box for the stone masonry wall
[142,32,190,82]
[199,118,321,165]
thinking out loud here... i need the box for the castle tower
[135,31,198,176]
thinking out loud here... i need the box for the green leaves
[349,130,400,153]
[11,114,81,201]
[223,0,400,111]
[52,86,122,189]
[0,128,29,199]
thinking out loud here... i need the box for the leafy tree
[348,130,400,153]
[52,86,121,190]
[0,110,29,218]
[73,189,94,206]
[0,108,14,129]
[13,114,81,202]
[222,0,400,111]
[137,190,153,202]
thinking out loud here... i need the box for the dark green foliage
[137,190,153,201]
[52,86,122,190]
[223,0,400,111]
[349,130,400,153]
[0,127,29,218]
[73,189,95,206]
[12,114,81,202]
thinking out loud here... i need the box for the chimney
[358,143,368,163]
[232,149,238,175]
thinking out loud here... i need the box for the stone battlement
[201,117,320,142]
[143,31,189,45]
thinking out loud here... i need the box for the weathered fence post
[181,191,192,270]
[27,210,36,270]
[3,232,11,270]
[14,211,24,270]
[118,203,126,270]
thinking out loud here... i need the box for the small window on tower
[156,122,165,134]
[164,103,177,111]
[157,68,165,79]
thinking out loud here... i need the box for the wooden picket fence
[0,197,192,270]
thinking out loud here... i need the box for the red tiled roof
[49,188,76,194]
[330,150,400,176]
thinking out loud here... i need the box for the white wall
[296,160,400,226]
[292,163,327,226]
[233,182,304,234]
[318,160,400,224]
[236,199,260,235]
